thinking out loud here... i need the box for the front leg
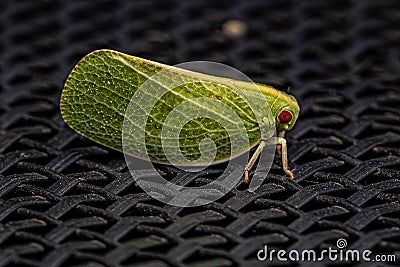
[244,137,294,184]
[265,137,294,180]
[276,131,285,156]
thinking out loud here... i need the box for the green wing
[61,50,275,164]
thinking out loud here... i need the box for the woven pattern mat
[0,0,399,266]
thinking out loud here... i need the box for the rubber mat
[0,0,399,266]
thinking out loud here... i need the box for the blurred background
[0,0,399,266]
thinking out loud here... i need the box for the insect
[60,49,300,183]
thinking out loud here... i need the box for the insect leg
[244,141,266,183]
[264,137,294,179]
[276,131,285,156]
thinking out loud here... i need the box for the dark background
[0,0,399,266]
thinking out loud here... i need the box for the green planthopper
[60,49,300,183]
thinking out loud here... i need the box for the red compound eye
[278,110,292,123]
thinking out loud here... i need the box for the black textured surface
[0,0,400,266]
